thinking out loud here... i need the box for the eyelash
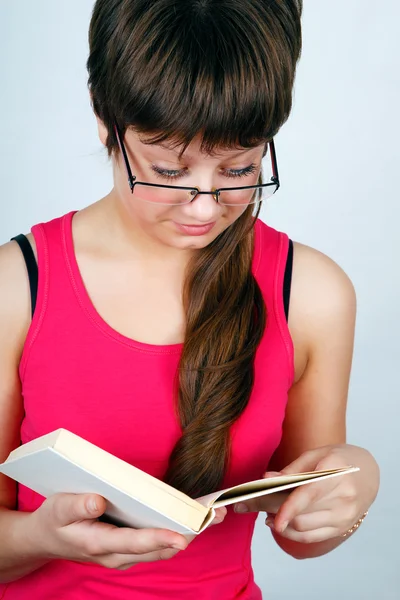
[151,164,258,182]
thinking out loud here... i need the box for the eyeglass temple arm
[114,123,136,190]
[269,139,279,185]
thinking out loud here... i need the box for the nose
[180,189,221,223]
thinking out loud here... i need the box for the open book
[0,429,358,535]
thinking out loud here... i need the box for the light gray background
[0,1,399,598]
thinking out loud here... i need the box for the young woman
[0,1,379,599]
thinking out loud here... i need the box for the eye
[151,165,188,181]
[150,162,259,182]
[224,164,258,179]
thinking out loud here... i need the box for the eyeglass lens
[130,182,277,205]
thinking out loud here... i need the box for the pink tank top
[0,212,294,600]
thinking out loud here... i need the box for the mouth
[173,222,216,236]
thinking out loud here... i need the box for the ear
[94,114,108,147]
[89,90,108,147]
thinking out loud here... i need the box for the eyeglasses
[114,123,280,206]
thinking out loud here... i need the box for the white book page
[195,467,359,509]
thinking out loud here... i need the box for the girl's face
[101,122,265,251]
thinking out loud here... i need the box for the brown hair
[87,0,302,497]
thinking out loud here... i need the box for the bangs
[102,2,297,156]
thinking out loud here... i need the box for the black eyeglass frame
[114,123,280,204]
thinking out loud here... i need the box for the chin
[174,230,224,250]
[165,237,211,251]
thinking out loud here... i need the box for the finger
[50,493,107,526]
[280,447,332,475]
[234,491,290,515]
[98,526,188,555]
[274,479,341,533]
[268,523,339,544]
[282,510,334,533]
[288,494,353,515]
[210,507,227,525]
[96,546,181,570]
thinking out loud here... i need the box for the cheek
[233,206,248,220]
[222,206,248,227]
[125,197,173,225]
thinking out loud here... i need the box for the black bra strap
[283,239,293,322]
[11,234,38,318]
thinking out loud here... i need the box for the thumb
[49,493,107,526]
[263,471,283,479]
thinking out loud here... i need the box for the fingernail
[214,508,227,522]
[234,503,248,513]
[265,517,274,528]
[280,521,288,533]
[88,497,97,512]
[171,543,186,551]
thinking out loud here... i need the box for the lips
[174,222,216,236]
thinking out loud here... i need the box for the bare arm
[267,242,379,559]
[0,238,52,581]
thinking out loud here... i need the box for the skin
[0,117,380,582]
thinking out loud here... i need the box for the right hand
[26,493,221,571]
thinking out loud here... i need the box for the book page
[195,467,359,508]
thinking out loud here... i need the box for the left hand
[234,444,379,544]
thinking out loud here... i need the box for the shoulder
[255,219,355,303]
[0,236,35,358]
[254,220,355,311]
[291,241,356,322]
[290,241,356,380]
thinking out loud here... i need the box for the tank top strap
[254,218,291,302]
[19,211,77,378]
[253,218,294,383]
